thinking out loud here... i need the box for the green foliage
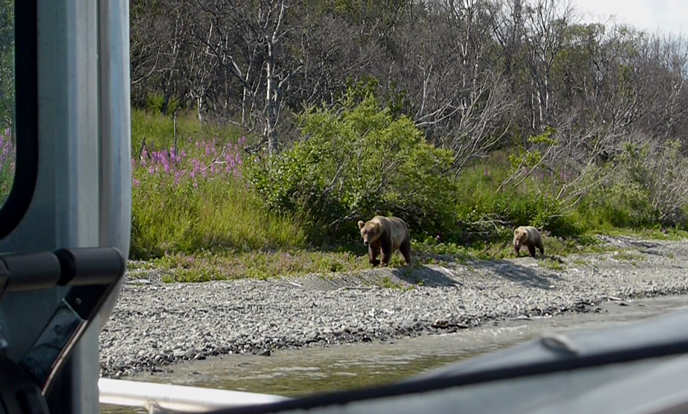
[131,173,306,259]
[131,109,255,153]
[129,112,306,259]
[577,140,688,230]
[453,158,581,242]
[247,92,456,244]
[342,77,412,119]
[150,249,372,282]
[508,127,557,171]
[0,0,14,130]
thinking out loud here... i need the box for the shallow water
[101,294,688,413]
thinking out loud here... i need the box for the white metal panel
[98,379,290,413]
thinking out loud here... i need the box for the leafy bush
[579,140,688,229]
[247,92,457,243]
[453,160,581,242]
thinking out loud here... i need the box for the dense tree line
[131,0,688,155]
[131,0,688,228]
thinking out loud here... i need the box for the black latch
[0,247,127,413]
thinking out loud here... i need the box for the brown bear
[513,225,545,257]
[357,215,412,267]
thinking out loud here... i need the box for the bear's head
[358,220,381,246]
[513,227,529,248]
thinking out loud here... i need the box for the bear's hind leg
[537,240,545,256]
[400,239,412,266]
[380,240,393,267]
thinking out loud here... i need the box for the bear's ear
[357,220,365,229]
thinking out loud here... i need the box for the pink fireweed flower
[191,159,202,175]
[149,166,155,175]
[133,178,140,187]
[160,155,170,172]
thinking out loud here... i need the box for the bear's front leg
[380,241,393,267]
[368,245,381,267]
[527,244,536,257]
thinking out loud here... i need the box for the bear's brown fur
[357,215,412,267]
[513,225,545,257]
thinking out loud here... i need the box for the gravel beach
[99,235,688,378]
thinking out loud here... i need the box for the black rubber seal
[0,0,39,240]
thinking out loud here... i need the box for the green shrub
[453,160,581,242]
[246,92,457,243]
[576,140,688,230]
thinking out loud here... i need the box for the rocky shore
[99,236,688,378]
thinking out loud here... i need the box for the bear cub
[513,225,545,257]
[358,215,412,267]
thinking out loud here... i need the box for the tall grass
[130,110,306,259]
[0,128,14,199]
[131,109,256,155]
[0,128,16,205]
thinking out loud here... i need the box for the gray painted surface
[0,0,131,412]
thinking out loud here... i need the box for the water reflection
[101,294,688,414]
